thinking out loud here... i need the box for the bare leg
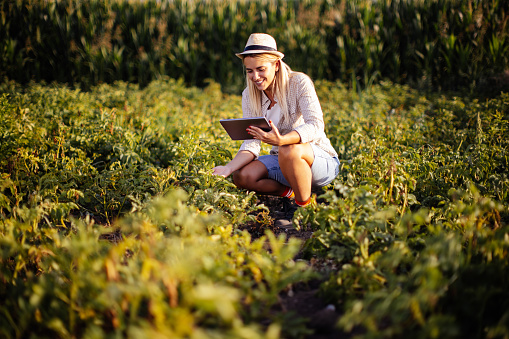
[278,144,314,202]
[232,160,287,195]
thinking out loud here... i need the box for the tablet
[220,117,272,140]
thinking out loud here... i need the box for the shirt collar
[261,90,271,107]
[262,90,278,110]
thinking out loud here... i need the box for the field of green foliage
[1,78,508,338]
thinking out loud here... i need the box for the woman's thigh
[257,154,290,186]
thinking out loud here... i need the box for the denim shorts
[257,144,340,187]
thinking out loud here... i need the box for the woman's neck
[264,89,274,101]
[264,89,277,109]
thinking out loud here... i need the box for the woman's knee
[232,169,246,188]
[232,167,262,189]
[279,143,314,166]
[279,144,310,162]
[278,144,300,159]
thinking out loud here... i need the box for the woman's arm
[212,150,256,177]
[292,74,325,143]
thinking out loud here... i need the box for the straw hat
[236,33,284,59]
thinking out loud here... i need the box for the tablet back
[220,117,271,140]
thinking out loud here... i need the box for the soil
[238,191,349,339]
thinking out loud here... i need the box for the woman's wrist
[227,164,237,174]
[279,134,290,146]
[279,131,301,146]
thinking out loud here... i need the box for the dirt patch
[239,187,326,241]
[278,281,347,339]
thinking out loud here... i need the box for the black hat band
[243,45,277,52]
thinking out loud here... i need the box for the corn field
[1,0,508,93]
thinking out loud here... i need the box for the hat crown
[236,33,284,59]
[245,33,277,50]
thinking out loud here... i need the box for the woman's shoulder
[289,71,313,84]
[288,71,315,91]
[241,87,250,102]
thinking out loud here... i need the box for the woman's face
[244,56,279,93]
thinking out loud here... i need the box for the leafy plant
[1,75,508,338]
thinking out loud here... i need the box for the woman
[213,33,339,215]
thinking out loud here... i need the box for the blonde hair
[242,53,295,123]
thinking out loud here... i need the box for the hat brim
[236,50,284,59]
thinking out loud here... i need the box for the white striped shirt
[239,72,338,158]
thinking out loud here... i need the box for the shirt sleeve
[292,75,325,144]
[238,89,261,157]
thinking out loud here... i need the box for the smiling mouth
[254,79,264,86]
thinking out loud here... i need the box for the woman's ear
[276,59,280,73]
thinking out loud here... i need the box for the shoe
[274,197,298,230]
[274,218,293,229]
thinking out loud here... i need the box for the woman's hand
[247,120,301,146]
[247,120,283,146]
[212,165,233,178]
[212,150,256,178]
